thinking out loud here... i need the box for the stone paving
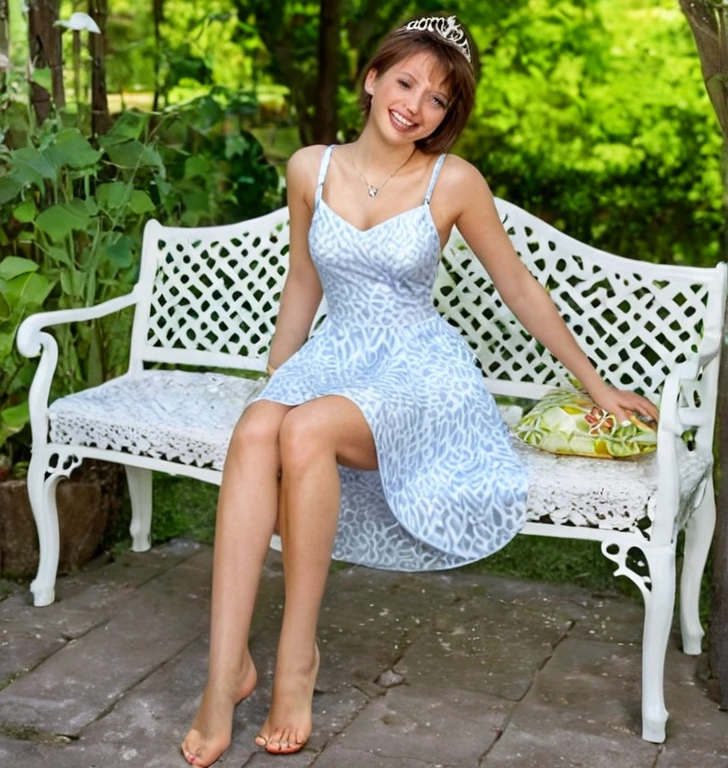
[0,539,726,768]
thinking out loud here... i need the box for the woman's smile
[389,109,417,131]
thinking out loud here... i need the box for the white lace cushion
[48,371,268,471]
[47,370,711,535]
[512,440,709,535]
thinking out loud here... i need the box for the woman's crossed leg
[182,395,377,765]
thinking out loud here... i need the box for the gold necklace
[351,145,416,199]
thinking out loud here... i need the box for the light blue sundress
[252,145,528,570]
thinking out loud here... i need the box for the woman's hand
[587,384,660,427]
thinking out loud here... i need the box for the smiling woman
[180,13,659,768]
[358,17,477,155]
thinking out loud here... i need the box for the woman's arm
[452,160,659,424]
[266,147,325,370]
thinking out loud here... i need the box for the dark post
[89,0,110,135]
[27,0,65,124]
[152,0,164,111]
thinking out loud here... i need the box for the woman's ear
[364,68,378,96]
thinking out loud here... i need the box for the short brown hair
[359,16,478,154]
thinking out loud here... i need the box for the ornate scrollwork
[601,540,652,600]
[45,451,83,482]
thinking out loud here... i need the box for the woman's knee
[278,407,328,473]
[228,401,287,458]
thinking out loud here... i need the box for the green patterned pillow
[514,390,657,459]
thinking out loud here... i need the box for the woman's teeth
[391,111,414,127]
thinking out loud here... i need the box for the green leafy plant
[0,81,280,477]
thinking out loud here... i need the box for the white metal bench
[17,201,727,744]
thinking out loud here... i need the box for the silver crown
[402,15,472,63]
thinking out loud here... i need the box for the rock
[375,669,404,688]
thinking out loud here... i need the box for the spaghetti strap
[315,145,334,209]
[424,154,447,205]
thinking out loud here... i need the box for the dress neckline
[317,198,442,246]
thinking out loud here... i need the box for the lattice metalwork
[143,209,290,360]
[137,203,716,401]
[436,201,714,399]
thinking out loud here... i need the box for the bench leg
[28,452,82,607]
[641,546,676,743]
[126,466,152,552]
[679,477,714,656]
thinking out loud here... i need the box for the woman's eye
[398,80,410,88]
[433,97,447,108]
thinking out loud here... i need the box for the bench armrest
[16,289,141,450]
[652,345,720,542]
[16,288,141,358]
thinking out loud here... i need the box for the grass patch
[462,535,628,594]
[149,475,219,545]
[102,473,218,556]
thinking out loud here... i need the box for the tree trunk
[680,0,728,709]
[0,0,9,76]
[152,0,164,111]
[314,0,341,144]
[89,0,110,135]
[27,0,65,124]
[710,134,728,711]
[715,300,728,710]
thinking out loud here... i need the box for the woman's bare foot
[181,652,257,766]
[255,643,320,755]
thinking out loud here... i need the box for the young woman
[181,14,658,766]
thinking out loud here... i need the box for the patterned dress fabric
[252,145,528,570]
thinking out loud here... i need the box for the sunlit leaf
[101,110,151,146]
[1,401,30,430]
[0,257,38,281]
[129,190,156,214]
[97,181,130,210]
[12,199,37,223]
[44,128,102,169]
[0,272,52,308]
[31,67,52,91]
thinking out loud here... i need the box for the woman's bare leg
[255,396,377,754]
[182,400,292,767]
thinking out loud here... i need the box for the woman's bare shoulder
[286,145,329,206]
[287,144,329,179]
[435,153,494,222]
[440,153,491,192]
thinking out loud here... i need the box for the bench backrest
[130,202,726,400]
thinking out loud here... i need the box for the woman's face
[365,50,451,144]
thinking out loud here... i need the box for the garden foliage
[0,52,280,474]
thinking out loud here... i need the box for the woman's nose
[403,98,420,116]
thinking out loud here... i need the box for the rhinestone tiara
[401,15,472,64]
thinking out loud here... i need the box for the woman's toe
[265,728,285,752]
